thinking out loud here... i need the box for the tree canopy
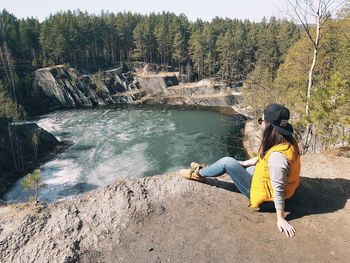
[0,9,300,76]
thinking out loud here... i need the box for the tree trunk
[0,46,10,81]
[302,0,321,154]
[305,4,321,116]
[85,49,89,70]
[36,185,38,203]
[8,125,18,171]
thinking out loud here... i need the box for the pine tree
[22,169,45,204]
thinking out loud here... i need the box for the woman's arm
[269,152,296,237]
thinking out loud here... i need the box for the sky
[0,0,290,22]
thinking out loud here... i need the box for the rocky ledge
[0,151,349,263]
[0,118,67,197]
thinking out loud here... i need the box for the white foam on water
[37,117,62,132]
[88,142,151,186]
[41,159,81,185]
[167,122,176,131]
[3,159,81,202]
[115,132,132,141]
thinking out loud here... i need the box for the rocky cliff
[27,65,242,115]
[0,152,349,263]
[27,65,139,115]
[0,117,66,197]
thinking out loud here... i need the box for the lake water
[3,105,246,202]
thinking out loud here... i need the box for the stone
[0,121,65,197]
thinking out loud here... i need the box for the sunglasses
[258,117,264,125]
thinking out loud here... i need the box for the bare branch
[295,0,318,18]
[274,1,303,23]
[309,0,317,14]
[318,1,346,30]
[287,1,313,32]
[326,0,347,16]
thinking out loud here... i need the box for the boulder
[0,121,63,197]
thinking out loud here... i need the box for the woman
[180,103,301,237]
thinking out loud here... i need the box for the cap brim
[271,123,294,136]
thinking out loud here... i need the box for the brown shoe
[190,162,208,170]
[180,162,205,182]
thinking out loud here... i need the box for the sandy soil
[135,63,179,78]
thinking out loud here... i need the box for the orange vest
[249,143,301,208]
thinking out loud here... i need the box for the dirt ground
[81,151,350,263]
[1,150,349,263]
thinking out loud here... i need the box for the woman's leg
[199,157,253,198]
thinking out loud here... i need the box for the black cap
[264,103,294,136]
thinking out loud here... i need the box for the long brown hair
[258,122,300,159]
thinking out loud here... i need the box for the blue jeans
[199,157,255,198]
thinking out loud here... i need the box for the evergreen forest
[0,8,349,149]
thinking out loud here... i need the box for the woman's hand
[276,209,295,237]
[240,157,258,167]
[277,217,296,237]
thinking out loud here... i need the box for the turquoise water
[4,105,246,202]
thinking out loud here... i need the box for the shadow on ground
[201,176,350,221]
